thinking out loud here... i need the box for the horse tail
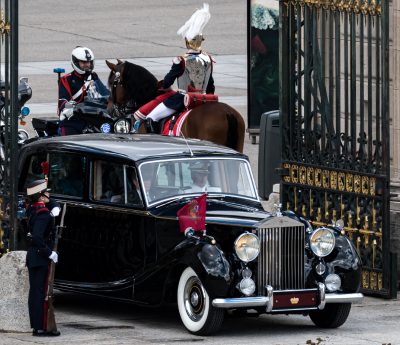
[223,104,245,152]
[226,112,238,150]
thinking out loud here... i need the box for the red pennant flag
[177,193,207,233]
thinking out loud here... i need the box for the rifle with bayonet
[44,203,66,333]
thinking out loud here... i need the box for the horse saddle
[158,110,192,136]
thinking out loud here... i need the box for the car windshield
[139,158,257,205]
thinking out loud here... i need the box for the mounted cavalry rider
[134,3,215,133]
[58,46,109,135]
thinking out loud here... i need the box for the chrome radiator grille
[257,217,305,292]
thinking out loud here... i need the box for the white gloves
[49,251,58,263]
[50,206,61,217]
[60,107,74,121]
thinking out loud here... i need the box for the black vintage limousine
[17,134,363,335]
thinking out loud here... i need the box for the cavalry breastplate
[177,53,212,93]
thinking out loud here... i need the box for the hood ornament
[273,203,283,217]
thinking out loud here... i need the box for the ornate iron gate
[279,0,394,297]
[0,0,19,256]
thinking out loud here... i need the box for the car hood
[150,197,271,228]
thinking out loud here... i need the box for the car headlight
[234,233,260,262]
[114,119,130,133]
[310,227,335,257]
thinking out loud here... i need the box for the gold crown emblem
[290,297,300,305]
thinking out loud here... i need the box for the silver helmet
[71,46,94,75]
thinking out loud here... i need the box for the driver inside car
[186,161,221,193]
[58,46,109,136]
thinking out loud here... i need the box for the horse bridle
[110,70,137,117]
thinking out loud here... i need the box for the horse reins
[110,70,136,117]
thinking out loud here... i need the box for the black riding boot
[145,118,158,134]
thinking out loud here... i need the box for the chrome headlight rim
[310,227,336,257]
[114,119,131,133]
[234,232,260,263]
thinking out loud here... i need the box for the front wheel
[177,267,224,335]
[309,303,351,328]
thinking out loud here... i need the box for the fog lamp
[242,267,252,279]
[239,278,256,296]
[315,262,326,275]
[325,273,341,292]
[114,119,130,133]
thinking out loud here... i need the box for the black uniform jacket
[26,203,55,268]
[58,71,106,113]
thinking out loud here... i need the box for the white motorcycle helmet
[71,46,94,75]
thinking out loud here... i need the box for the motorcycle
[0,77,32,182]
[32,68,135,137]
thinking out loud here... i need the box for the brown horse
[106,60,245,153]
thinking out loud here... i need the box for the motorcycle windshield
[87,79,110,100]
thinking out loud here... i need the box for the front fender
[173,238,231,298]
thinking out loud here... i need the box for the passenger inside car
[103,164,124,202]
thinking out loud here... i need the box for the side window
[47,153,85,198]
[21,152,85,198]
[92,161,143,206]
[93,160,124,203]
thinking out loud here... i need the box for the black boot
[145,118,158,134]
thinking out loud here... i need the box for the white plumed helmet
[71,46,95,75]
[177,3,211,51]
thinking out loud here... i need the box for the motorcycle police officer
[134,3,215,133]
[58,46,109,135]
[25,179,60,336]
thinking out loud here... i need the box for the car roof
[24,134,246,162]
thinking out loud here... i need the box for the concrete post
[0,251,31,332]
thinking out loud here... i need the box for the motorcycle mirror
[19,77,29,84]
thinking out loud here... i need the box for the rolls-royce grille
[257,217,305,292]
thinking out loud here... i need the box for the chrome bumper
[212,284,364,311]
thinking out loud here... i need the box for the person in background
[25,179,60,337]
[134,3,215,133]
[58,46,109,135]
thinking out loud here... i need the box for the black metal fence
[280,0,395,297]
[0,0,19,255]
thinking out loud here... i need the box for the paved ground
[0,293,399,345]
[1,1,398,344]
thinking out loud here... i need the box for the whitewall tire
[177,267,224,335]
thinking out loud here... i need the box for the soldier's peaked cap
[26,179,50,196]
[189,161,209,173]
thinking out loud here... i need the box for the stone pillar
[0,251,31,332]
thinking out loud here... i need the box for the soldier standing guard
[25,179,61,337]
[134,3,215,133]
